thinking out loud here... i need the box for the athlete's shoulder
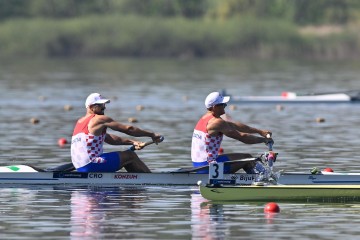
[93,114,113,122]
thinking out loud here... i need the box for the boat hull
[231,96,354,103]
[199,184,360,201]
[0,171,256,186]
[229,92,360,103]
[0,171,359,186]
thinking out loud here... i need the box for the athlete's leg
[119,150,151,173]
[77,152,120,172]
[220,153,257,173]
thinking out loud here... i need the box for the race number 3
[209,162,224,180]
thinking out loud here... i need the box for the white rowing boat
[225,90,360,104]
[1,164,360,186]
[0,164,255,185]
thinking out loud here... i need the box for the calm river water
[1,58,360,239]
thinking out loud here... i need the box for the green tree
[0,0,29,20]
[118,0,208,18]
[28,0,113,18]
[293,0,354,25]
[205,0,295,20]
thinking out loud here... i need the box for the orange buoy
[323,167,334,172]
[264,202,280,213]
[58,138,68,147]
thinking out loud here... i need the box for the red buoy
[58,138,68,147]
[218,148,224,154]
[323,168,334,172]
[264,202,280,213]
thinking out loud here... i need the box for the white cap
[205,92,230,108]
[85,93,110,108]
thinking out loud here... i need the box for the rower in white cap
[191,91,273,174]
[71,93,162,173]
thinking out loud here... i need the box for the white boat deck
[0,171,359,186]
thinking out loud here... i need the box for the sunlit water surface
[1,58,360,239]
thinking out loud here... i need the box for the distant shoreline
[1,15,359,60]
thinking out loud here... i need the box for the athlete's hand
[151,133,163,145]
[133,141,146,150]
[261,130,272,138]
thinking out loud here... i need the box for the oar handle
[129,136,164,151]
[266,133,273,151]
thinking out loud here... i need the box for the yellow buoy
[38,96,47,101]
[128,117,138,123]
[276,105,284,111]
[64,105,73,111]
[229,105,237,111]
[136,105,144,111]
[316,117,325,123]
[30,118,40,124]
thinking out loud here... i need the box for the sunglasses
[92,103,105,108]
[215,103,227,107]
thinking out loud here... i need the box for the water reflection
[191,192,226,240]
[70,187,148,239]
[70,190,105,239]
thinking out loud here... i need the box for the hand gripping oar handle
[129,136,164,151]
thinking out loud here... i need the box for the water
[1,58,360,239]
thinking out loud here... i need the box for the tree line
[1,0,360,25]
[1,0,360,59]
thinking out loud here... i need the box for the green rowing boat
[199,183,360,201]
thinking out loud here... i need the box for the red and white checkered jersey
[71,114,107,168]
[191,114,223,163]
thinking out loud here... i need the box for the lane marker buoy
[58,138,68,147]
[264,202,280,213]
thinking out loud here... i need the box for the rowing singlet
[191,114,223,164]
[71,114,107,169]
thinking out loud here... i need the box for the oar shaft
[172,158,258,173]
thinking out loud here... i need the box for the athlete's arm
[105,133,135,145]
[208,118,268,144]
[90,115,161,143]
[223,119,271,138]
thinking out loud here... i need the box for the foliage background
[1,0,360,59]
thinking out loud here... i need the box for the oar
[129,136,164,151]
[170,158,258,173]
[266,133,273,150]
